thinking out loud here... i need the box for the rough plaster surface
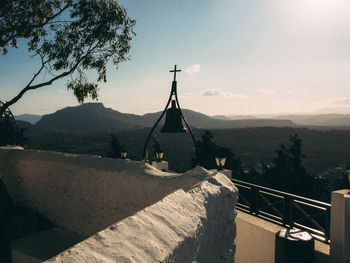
[45,171,237,263]
[0,148,238,262]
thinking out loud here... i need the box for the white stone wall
[0,148,238,262]
[45,172,237,263]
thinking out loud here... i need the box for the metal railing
[232,178,331,243]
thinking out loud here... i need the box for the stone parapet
[0,147,238,262]
[45,172,238,262]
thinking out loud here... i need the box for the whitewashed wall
[0,148,238,262]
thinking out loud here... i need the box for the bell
[161,100,187,133]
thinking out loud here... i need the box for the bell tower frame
[142,65,196,161]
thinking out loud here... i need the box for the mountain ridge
[26,102,296,136]
[15,114,42,124]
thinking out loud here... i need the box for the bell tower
[142,65,196,160]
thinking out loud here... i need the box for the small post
[330,190,350,263]
[325,205,331,242]
[250,186,259,215]
[151,160,169,172]
[283,196,293,228]
[145,150,149,163]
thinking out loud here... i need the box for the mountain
[211,115,231,120]
[15,114,42,124]
[138,109,294,129]
[24,103,296,136]
[29,103,147,134]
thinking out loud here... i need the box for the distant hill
[226,115,258,120]
[275,114,350,126]
[211,113,350,127]
[25,103,296,136]
[211,115,231,120]
[15,114,42,124]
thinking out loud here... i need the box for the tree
[264,134,314,196]
[216,145,243,177]
[192,131,217,169]
[106,133,125,158]
[192,131,242,175]
[0,0,135,115]
[152,138,163,157]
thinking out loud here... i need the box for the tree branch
[2,42,99,114]
[1,3,71,47]
[27,56,47,87]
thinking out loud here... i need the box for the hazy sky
[1,0,350,116]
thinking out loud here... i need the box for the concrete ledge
[235,211,329,263]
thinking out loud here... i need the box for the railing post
[283,196,293,228]
[250,186,259,215]
[325,205,331,242]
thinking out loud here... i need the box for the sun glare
[271,0,350,33]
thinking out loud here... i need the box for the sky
[1,0,350,116]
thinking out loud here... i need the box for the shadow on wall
[1,178,59,263]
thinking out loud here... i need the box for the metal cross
[170,65,181,81]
